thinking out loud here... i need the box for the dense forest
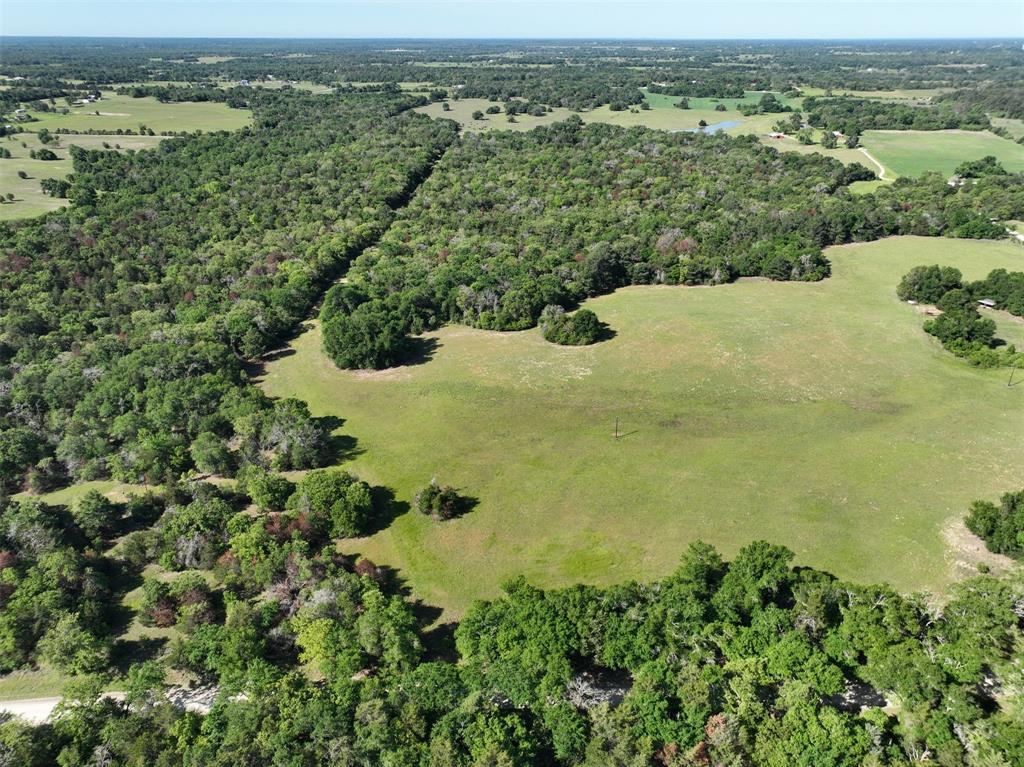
[323,119,1022,368]
[802,97,992,136]
[0,91,457,490]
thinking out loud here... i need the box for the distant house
[768,132,785,139]
[978,298,997,308]
[831,130,844,138]
[238,79,250,86]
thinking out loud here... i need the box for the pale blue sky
[1,1,1022,40]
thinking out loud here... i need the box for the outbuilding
[978,299,997,308]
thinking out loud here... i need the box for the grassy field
[260,237,1024,618]
[17,93,251,133]
[414,98,578,132]
[0,133,164,221]
[990,117,1024,140]
[860,130,1024,178]
[799,86,948,101]
[415,91,803,136]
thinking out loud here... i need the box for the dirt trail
[0,686,219,724]
[858,147,889,179]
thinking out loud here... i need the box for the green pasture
[414,98,578,132]
[860,130,1024,178]
[14,93,251,133]
[0,133,164,221]
[415,90,801,136]
[799,86,948,101]
[260,237,1024,618]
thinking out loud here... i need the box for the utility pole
[614,417,620,440]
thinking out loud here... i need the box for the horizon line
[2,34,1022,41]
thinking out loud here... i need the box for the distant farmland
[861,130,1024,178]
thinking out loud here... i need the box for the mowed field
[0,133,164,220]
[860,130,1024,178]
[261,237,1024,617]
[19,93,251,133]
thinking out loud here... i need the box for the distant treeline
[939,85,1024,121]
[803,96,991,135]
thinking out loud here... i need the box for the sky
[1,0,1022,40]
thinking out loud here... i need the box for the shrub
[415,479,462,520]
[965,489,1024,557]
[539,306,603,346]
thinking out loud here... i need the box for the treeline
[323,117,1024,369]
[896,265,1024,367]
[444,66,645,111]
[939,85,1024,121]
[803,96,992,135]
[4,38,1022,95]
[113,83,253,109]
[2,533,1022,766]
[967,488,1024,559]
[0,91,458,491]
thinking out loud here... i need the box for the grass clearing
[990,116,1024,140]
[414,98,578,132]
[799,86,948,101]
[13,478,151,506]
[16,93,251,133]
[860,130,1024,178]
[416,91,802,137]
[0,133,164,221]
[260,236,1024,618]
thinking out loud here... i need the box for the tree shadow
[447,492,479,521]
[261,346,296,363]
[364,485,411,536]
[316,414,365,464]
[422,621,459,662]
[595,322,617,343]
[110,636,169,675]
[401,336,440,367]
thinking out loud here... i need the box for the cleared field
[0,133,164,221]
[760,132,871,167]
[260,237,1024,617]
[414,98,578,132]
[16,93,251,133]
[860,130,1024,178]
[416,91,802,136]
[799,86,948,101]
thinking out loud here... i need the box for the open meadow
[414,89,802,135]
[260,236,1024,617]
[17,93,251,133]
[860,130,1024,178]
[0,133,164,220]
